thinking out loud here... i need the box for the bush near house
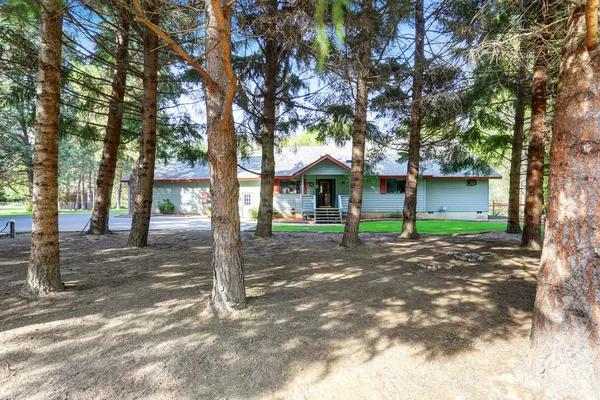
[157,199,175,214]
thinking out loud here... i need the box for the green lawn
[0,204,129,217]
[268,220,509,234]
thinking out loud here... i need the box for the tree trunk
[254,0,278,238]
[126,1,158,248]
[21,0,64,297]
[205,0,246,314]
[89,9,130,234]
[75,176,82,210]
[341,0,372,248]
[85,171,94,210]
[400,0,425,239]
[522,7,600,398]
[506,9,528,234]
[128,161,137,214]
[521,0,548,250]
[116,179,122,209]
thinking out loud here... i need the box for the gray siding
[303,159,349,175]
[151,182,210,213]
[361,177,425,213]
[425,179,489,212]
[273,194,301,212]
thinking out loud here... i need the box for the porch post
[301,174,304,195]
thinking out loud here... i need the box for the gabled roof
[121,144,501,182]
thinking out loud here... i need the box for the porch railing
[301,195,316,217]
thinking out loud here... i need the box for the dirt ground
[0,230,542,400]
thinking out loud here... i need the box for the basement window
[467,179,477,187]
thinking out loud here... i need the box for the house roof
[121,144,501,182]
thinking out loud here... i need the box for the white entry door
[241,193,253,218]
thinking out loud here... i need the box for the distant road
[0,213,256,233]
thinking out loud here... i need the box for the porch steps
[315,207,342,224]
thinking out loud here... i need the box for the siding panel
[425,179,489,212]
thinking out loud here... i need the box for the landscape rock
[477,256,484,262]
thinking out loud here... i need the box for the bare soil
[0,230,541,399]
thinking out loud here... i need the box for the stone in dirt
[477,256,484,262]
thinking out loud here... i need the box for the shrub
[249,208,258,220]
[24,202,33,212]
[157,199,175,214]
[387,210,402,218]
[206,206,212,215]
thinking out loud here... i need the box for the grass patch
[0,204,129,217]
[269,220,508,234]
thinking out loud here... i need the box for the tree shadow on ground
[0,230,539,399]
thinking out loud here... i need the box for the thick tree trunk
[21,0,64,297]
[521,0,548,250]
[89,9,130,234]
[506,17,528,234]
[126,1,158,248]
[341,0,372,249]
[205,0,246,314]
[254,0,278,238]
[400,0,425,239]
[522,7,600,398]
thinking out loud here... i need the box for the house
[122,144,501,222]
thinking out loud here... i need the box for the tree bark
[116,178,122,209]
[254,0,278,238]
[522,7,600,398]
[205,0,246,314]
[506,8,528,234]
[521,0,548,250]
[21,0,64,297]
[400,0,425,239]
[75,176,82,210]
[128,161,137,213]
[126,1,158,248]
[341,0,372,248]
[89,8,130,234]
[86,171,92,209]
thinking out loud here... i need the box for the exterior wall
[144,176,490,221]
[361,177,425,214]
[151,182,210,214]
[424,179,489,220]
[303,159,349,175]
[238,180,261,218]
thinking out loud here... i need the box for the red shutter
[380,178,386,194]
[273,179,279,194]
[303,178,307,194]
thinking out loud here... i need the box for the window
[386,179,406,194]
[279,179,301,194]
[243,194,252,206]
[467,179,477,187]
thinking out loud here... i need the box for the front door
[317,179,335,207]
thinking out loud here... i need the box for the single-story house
[122,144,501,221]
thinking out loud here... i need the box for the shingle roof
[122,143,501,181]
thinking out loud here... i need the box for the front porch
[301,194,349,224]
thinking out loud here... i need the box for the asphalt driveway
[0,213,256,233]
